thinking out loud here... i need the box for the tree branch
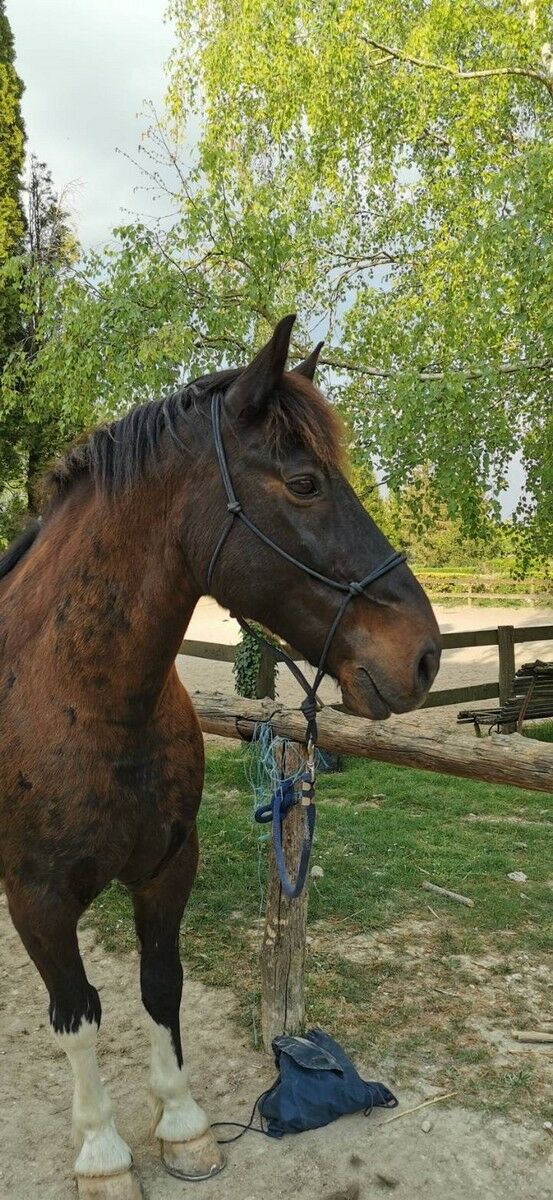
[320,247,405,268]
[319,353,552,382]
[361,36,553,101]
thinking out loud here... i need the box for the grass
[89,745,553,1119]
[523,719,553,743]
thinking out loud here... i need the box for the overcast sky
[9,0,174,250]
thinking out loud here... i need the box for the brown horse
[0,316,440,1198]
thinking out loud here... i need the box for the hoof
[77,1169,144,1200]
[161,1129,226,1181]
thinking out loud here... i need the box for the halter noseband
[207,391,405,746]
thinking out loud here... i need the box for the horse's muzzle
[339,640,441,720]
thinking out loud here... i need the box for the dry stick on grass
[511,1030,553,1044]
[422,881,474,908]
[381,1091,457,1127]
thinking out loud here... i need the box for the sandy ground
[1,896,551,1200]
[179,601,553,738]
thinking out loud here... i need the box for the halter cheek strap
[207,391,405,746]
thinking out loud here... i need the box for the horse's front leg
[6,883,141,1200]
[131,825,225,1182]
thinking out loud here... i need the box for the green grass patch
[523,720,553,743]
[89,745,553,1117]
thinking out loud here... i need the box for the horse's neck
[17,482,201,720]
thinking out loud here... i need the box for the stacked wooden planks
[458,660,553,734]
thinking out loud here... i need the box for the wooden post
[255,644,276,699]
[498,625,516,733]
[261,739,309,1051]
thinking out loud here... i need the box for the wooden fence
[194,691,553,793]
[179,622,553,710]
[183,623,553,1049]
[193,689,553,1049]
[182,625,553,1049]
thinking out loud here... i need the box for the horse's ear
[227,314,296,417]
[291,341,324,380]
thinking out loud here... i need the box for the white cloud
[9,0,175,248]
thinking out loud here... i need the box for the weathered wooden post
[260,738,309,1051]
[255,644,276,700]
[498,624,516,733]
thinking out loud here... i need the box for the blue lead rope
[254,772,317,899]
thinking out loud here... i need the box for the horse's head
[188,315,440,719]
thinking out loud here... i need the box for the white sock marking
[55,1019,132,1177]
[148,1017,209,1142]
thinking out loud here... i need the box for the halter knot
[227,500,242,514]
[300,694,319,744]
[348,580,364,596]
[300,694,318,724]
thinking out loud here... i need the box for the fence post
[255,644,276,699]
[498,624,516,733]
[261,739,309,1051]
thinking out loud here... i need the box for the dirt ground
[1,896,551,1200]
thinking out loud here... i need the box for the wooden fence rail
[179,623,553,708]
[193,692,553,793]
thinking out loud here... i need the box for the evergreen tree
[0,0,26,366]
[1,147,80,538]
[0,0,27,523]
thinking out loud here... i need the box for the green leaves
[2,1,551,564]
[163,0,552,560]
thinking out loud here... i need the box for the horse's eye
[286,476,318,498]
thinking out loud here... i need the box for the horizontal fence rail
[178,623,553,710]
[193,693,553,793]
[439,625,553,649]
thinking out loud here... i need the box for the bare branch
[63,264,160,312]
[319,353,553,382]
[319,247,405,268]
[361,35,553,100]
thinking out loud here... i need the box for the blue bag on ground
[259,1028,398,1137]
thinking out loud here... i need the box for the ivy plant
[233,624,278,699]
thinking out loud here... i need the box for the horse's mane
[0,368,344,579]
[44,368,344,507]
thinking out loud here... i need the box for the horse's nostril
[417,646,439,691]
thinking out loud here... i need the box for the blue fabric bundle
[259,1028,398,1137]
